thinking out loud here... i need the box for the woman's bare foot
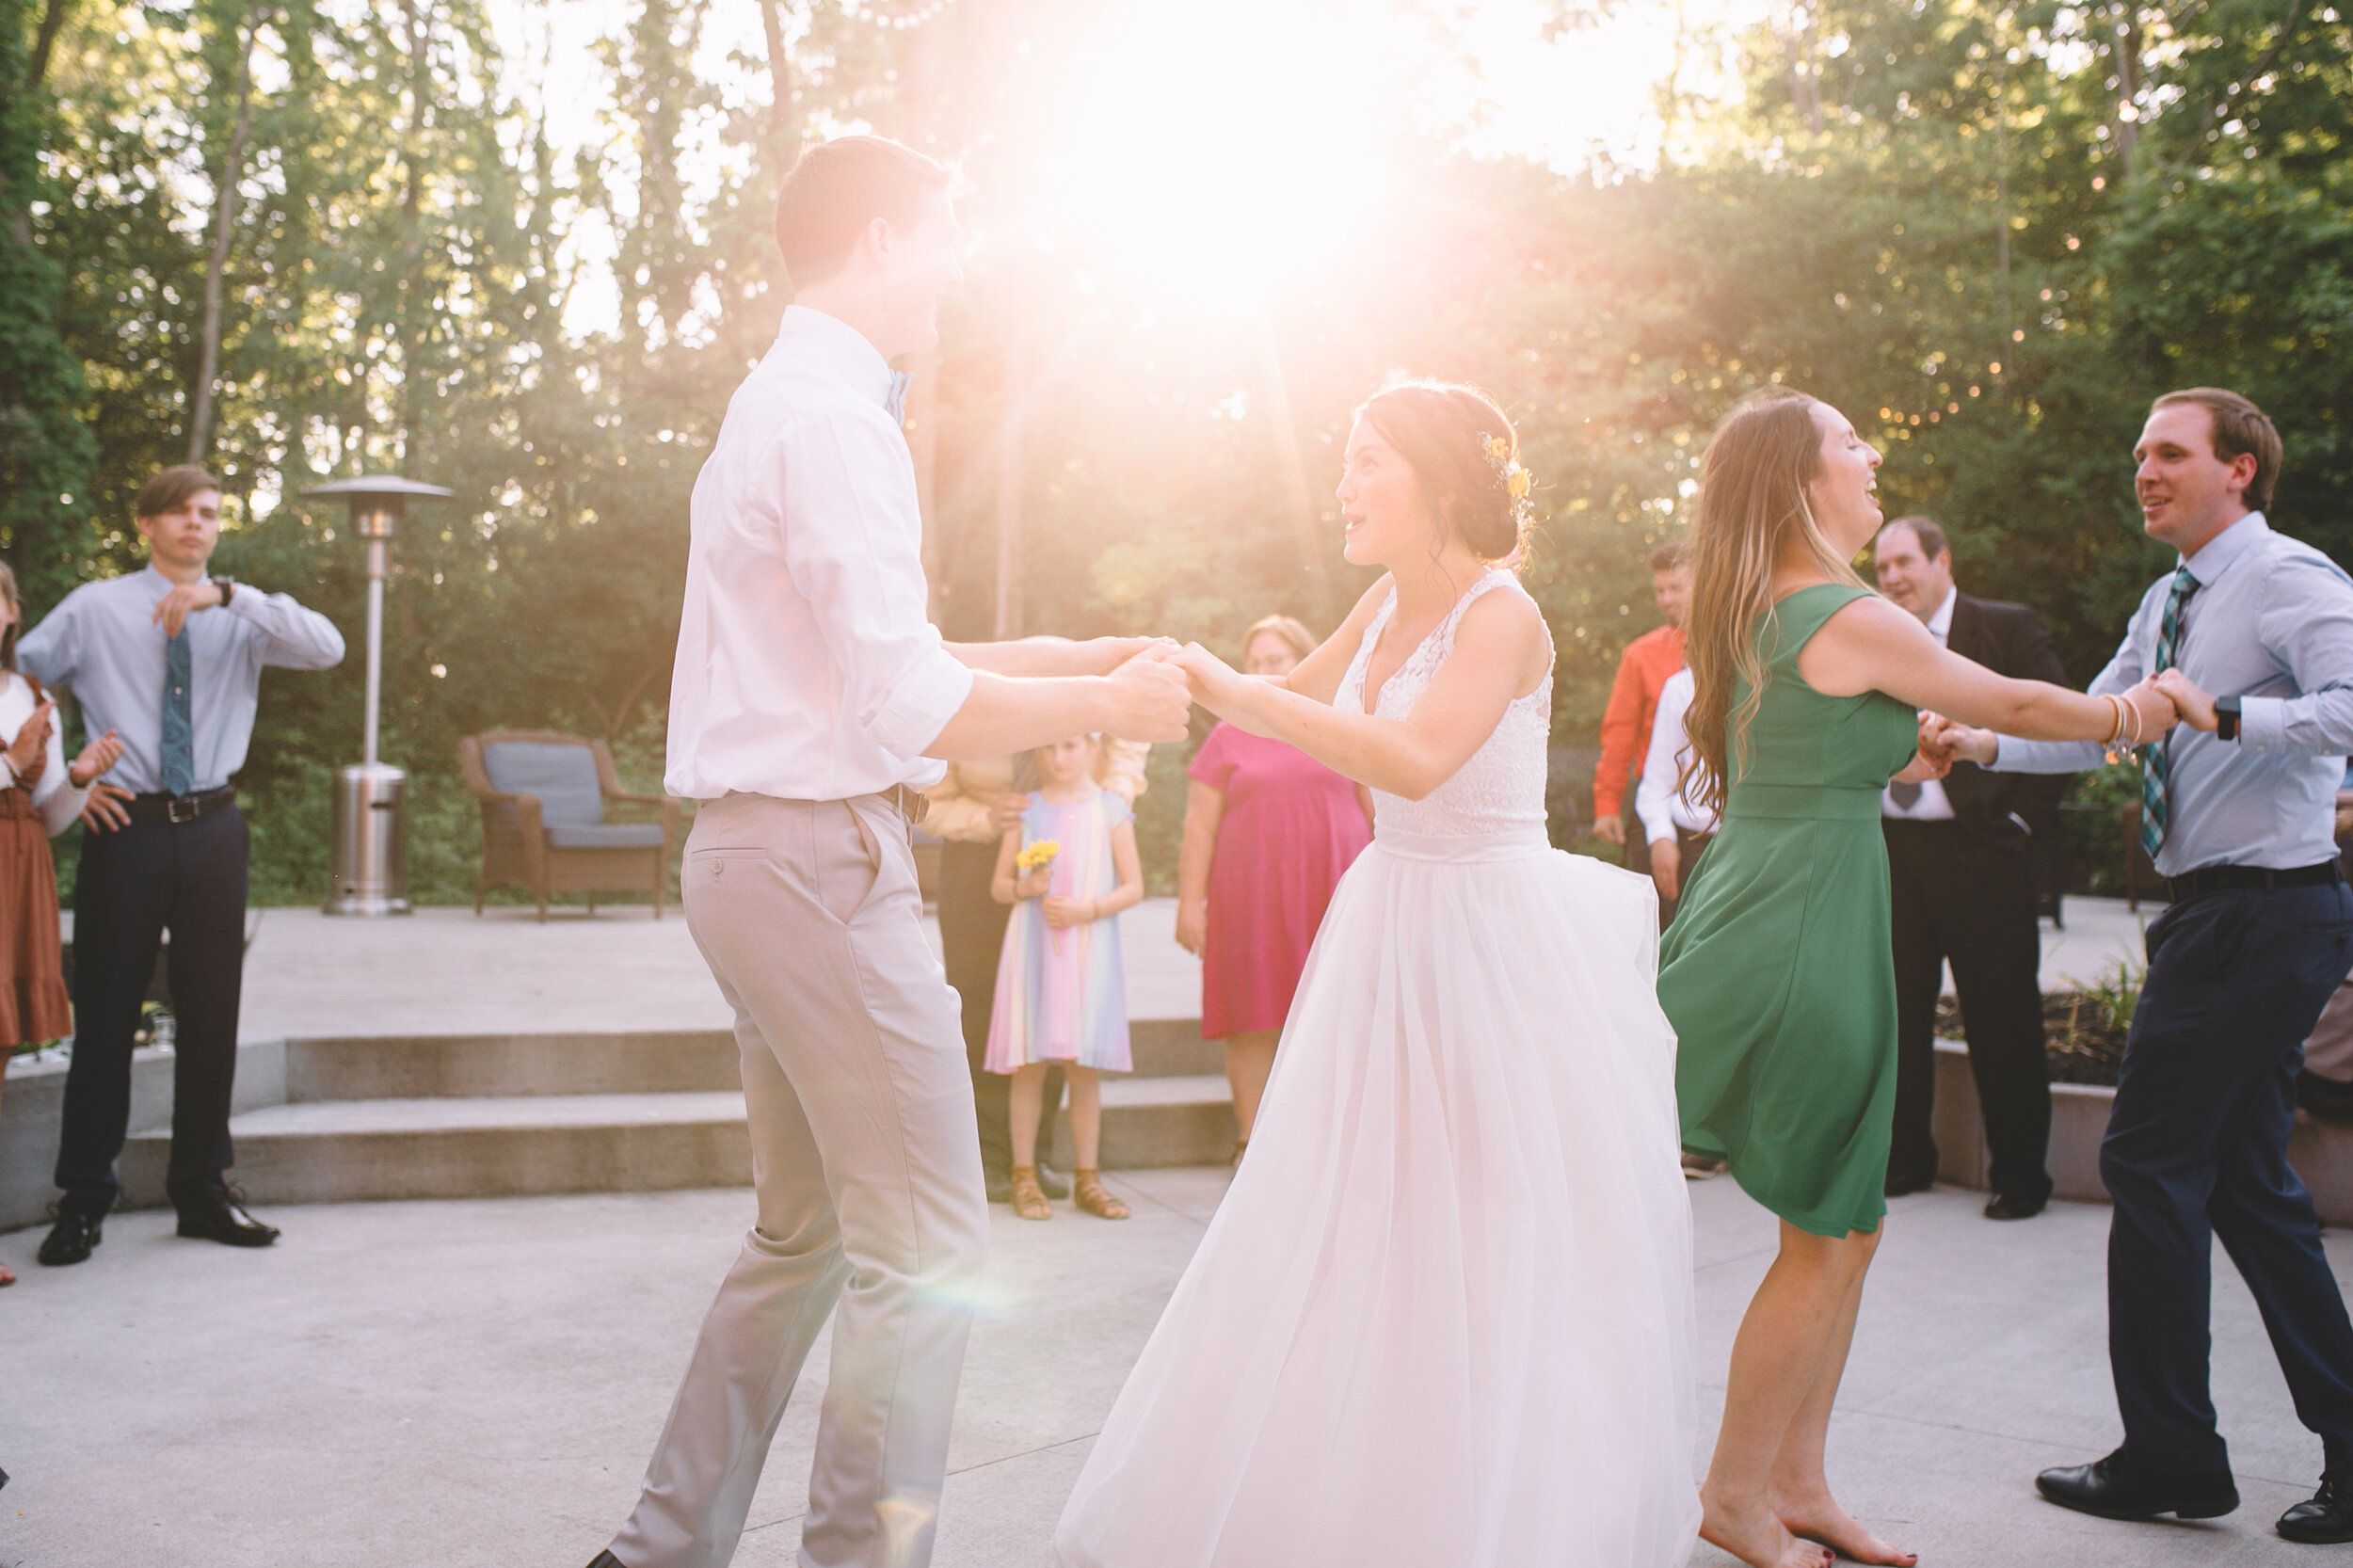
[1772,1490,1916,1566]
[1701,1492,1835,1568]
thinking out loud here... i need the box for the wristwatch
[213,575,236,606]
[2216,696,2241,742]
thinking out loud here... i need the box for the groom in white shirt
[590,136,1190,1568]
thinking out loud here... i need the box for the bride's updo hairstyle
[1681,387,1869,815]
[1355,376,1531,566]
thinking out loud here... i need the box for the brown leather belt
[126,786,237,824]
[883,784,929,827]
[2167,860,2340,904]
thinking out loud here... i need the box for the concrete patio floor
[2,1168,2337,1568]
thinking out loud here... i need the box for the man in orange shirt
[1593,541,1690,875]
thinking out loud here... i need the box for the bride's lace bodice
[1336,570,1552,838]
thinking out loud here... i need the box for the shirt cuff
[867,648,977,760]
[2237,695,2287,753]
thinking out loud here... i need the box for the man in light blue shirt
[1947,388,2353,1541]
[23,465,343,1268]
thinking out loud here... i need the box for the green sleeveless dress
[1659,584,1923,1238]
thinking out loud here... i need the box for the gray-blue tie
[161,630,194,797]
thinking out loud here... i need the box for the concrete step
[277,1018,1221,1103]
[117,1073,1239,1209]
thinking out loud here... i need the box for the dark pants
[1884,819,2053,1202]
[936,840,1061,1176]
[1620,795,1651,877]
[2105,879,2353,1473]
[1658,825,1712,930]
[55,804,250,1210]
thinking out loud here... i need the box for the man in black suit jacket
[1876,517,2069,1218]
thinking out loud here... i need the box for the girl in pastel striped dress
[987,734,1144,1222]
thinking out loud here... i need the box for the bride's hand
[1176,643,1254,716]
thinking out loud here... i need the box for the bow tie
[883,370,911,426]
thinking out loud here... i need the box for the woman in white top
[0,563,122,1288]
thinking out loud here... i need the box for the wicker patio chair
[459,729,680,920]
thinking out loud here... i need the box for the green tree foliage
[10,0,2347,902]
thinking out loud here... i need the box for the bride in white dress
[1053,379,1700,1568]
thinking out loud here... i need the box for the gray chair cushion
[482,742,605,828]
[544,823,665,851]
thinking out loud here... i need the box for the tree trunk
[758,0,798,164]
[25,0,72,92]
[187,8,264,464]
[2110,4,2142,178]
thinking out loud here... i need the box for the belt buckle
[167,795,198,824]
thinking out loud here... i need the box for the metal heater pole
[362,531,386,768]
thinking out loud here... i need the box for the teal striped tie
[161,629,194,797]
[2138,567,2198,858]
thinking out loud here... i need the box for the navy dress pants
[2104,879,2353,1472]
[54,805,249,1210]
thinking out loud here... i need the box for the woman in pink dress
[1176,614,1374,1156]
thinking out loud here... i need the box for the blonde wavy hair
[1239,614,1318,664]
[1681,389,1868,814]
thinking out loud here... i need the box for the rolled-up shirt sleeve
[778,408,973,760]
[2243,556,2353,756]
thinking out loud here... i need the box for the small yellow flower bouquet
[1016,840,1060,872]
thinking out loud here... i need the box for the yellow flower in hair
[1484,435,1511,461]
[1508,466,1531,500]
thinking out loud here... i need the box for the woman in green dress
[1662,389,2176,1568]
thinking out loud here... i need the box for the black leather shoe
[2281,1471,2353,1544]
[168,1178,280,1248]
[584,1552,625,1568]
[1036,1165,1071,1199]
[37,1204,105,1266]
[1985,1192,2048,1221]
[1883,1170,1936,1198]
[2037,1450,2238,1520]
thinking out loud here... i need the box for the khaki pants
[612,793,988,1568]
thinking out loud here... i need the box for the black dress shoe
[1883,1170,1936,1198]
[2281,1471,2353,1544]
[584,1552,625,1568]
[1036,1165,1071,1199]
[37,1204,105,1266]
[168,1179,280,1248]
[1985,1192,2048,1221]
[2037,1449,2238,1520]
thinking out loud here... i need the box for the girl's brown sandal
[1009,1165,1052,1221]
[1073,1168,1129,1220]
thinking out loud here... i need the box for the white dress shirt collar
[775,305,897,408]
[1924,584,1958,642]
[2183,510,2268,587]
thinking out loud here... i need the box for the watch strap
[2216,696,2241,742]
[213,575,235,606]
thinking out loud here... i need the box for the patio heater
[305,475,453,916]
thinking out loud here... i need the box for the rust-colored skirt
[0,794,71,1050]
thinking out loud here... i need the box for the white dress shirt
[665,306,974,801]
[1881,585,1957,822]
[17,567,344,795]
[0,671,92,833]
[1635,667,1721,843]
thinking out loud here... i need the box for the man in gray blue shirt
[1946,388,2353,1542]
[24,465,344,1267]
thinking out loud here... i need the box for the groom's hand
[1085,634,1177,676]
[1103,646,1192,743]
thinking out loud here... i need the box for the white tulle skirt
[1053,825,1700,1568]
